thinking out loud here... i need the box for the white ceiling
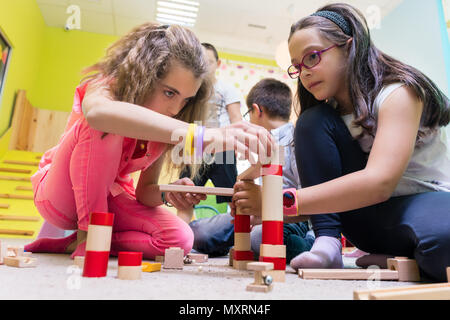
[36,0,404,60]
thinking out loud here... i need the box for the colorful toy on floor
[117,251,143,280]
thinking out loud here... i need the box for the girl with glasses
[234,3,450,282]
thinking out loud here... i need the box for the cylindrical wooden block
[234,214,251,232]
[83,212,114,278]
[118,251,142,266]
[117,266,142,280]
[260,256,286,270]
[233,250,254,261]
[85,225,113,251]
[261,175,283,222]
[262,221,284,245]
[260,244,286,258]
[234,233,251,251]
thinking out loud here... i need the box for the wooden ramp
[0,150,43,239]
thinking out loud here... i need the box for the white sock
[290,236,343,270]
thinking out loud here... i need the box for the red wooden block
[233,250,254,261]
[234,214,250,233]
[262,221,284,245]
[83,251,110,277]
[260,256,286,270]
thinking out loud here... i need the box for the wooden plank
[0,168,31,174]
[9,90,32,151]
[354,283,450,300]
[29,109,69,153]
[3,160,39,166]
[0,204,10,209]
[0,194,34,200]
[298,268,400,281]
[0,175,31,182]
[0,229,34,236]
[159,184,234,196]
[15,186,33,191]
[0,215,40,222]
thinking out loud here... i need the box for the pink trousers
[34,119,193,259]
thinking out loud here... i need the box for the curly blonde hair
[82,22,213,179]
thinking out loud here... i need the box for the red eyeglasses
[287,44,340,79]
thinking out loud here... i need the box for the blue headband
[311,11,352,36]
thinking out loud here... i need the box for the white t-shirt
[205,79,241,128]
[341,83,450,196]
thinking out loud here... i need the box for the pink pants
[34,119,193,259]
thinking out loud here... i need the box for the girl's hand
[164,178,207,210]
[203,121,275,164]
[231,180,262,216]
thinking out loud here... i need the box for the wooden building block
[73,256,85,268]
[0,241,7,264]
[260,244,286,258]
[0,204,10,209]
[0,168,31,174]
[117,266,141,280]
[261,175,283,221]
[246,283,273,293]
[229,248,234,267]
[3,256,37,268]
[142,262,162,273]
[186,253,208,263]
[298,269,399,280]
[233,260,252,270]
[262,270,285,282]
[387,257,420,282]
[163,247,184,269]
[234,233,251,251]
[155,255,164,263]
[354,283,450,300]
[7,245,24,257]
[159,185,233,197]
[447,267,449,282]
[247,262,274,271]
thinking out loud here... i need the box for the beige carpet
[0,238,421,300]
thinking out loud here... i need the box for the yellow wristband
[185,123,196,157]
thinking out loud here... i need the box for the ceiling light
[156,0,199,27]
[157,7,197,18]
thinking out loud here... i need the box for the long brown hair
[289,3,449,137]
[82,22,213,178]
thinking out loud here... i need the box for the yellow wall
[0,0,46,136]
[32,27,118,111]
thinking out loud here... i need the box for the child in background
[24,23,274,260]
[191,78,314,262]
[177,43,242,223]
[233,3,450,282]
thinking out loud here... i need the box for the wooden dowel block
[0,204,10,209]
[0,215,40,222]
[186,253,208,263]
[15,186,33,191]
[0,194,34,200]
[0,168,31,174]
[0,175,31,182]
[159,184,234,196]
[260,244,286,258]
[117,266,142,280]
[298,269,400,280]
[0,229,34,236]
[4,256,38,268]
[2,160,39,166]
[247,262,274,271]
[354,283,450,300]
